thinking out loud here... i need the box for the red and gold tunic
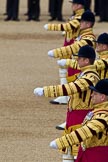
[52,28,96,59]
[43,65,99,155]
[47,9,84,41]
[55,102,108,162]
[44,65,99,110]
[97,50,108,59]
[63,51,108,80]
[44,65,99,155]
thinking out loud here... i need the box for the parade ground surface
[0,1,108,162]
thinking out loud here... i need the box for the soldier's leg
[50,68,69,105]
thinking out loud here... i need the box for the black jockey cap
[73,45,96,59]
[95,33,108,44]
[81,10,95,23]
[69,0,85,5]
[89,79,108,96]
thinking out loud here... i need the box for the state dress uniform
[34,45,100,162]
[52,79,108,162]
[58,32,108,80]
[47,10,96,105]
[48,11,96,60]
[45,5,84,45]
[44,0,85,105]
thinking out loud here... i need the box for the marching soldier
[50,78,108,162]
[47,10,95,106]
[47,10,96,59]
[56,33,108,135]
[44,0,85,47]
[57,32,108,80]
[34,45,100,162]
[95,32,108,59]
[44,0,85,105]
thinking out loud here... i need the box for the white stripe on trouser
[62,147,74,162]
[52,68,69,104]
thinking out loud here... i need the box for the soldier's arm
[58,58,108,71]
[55,113,108,149]
[66,59,79,69]
[48,34,95,59]
[66,58,108,70]
[45,19,80,32]
[52,39,87,59]
[43,75,96,97]
[94,59,108,70]
[57,59,79,69]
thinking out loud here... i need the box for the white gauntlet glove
[62,31,66,36]
[48,50,54,57]
[50,140,58,149]
[34,88,44,96]
[44,24,48,30]
[57,59,66,66]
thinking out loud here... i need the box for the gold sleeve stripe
[69,20,80,28]
[56,138,66,149]
[98,113,108,117]
[56,136,70,149]
[83,37,95,41]
[73,82,82,95]
[68,82,78,94]
[48,24,62,31]
[66,46,73,56]
[54,46,72,59]
[56,113,108,150]
[65,78,91,94]
[49,24,55,30]
[69,41,80,55]
[75,16,82,19]
[102,60,108,79]
[94,60,106,70]
[43,85,63,97]
[68,131,80,144]
[44,86,50,97]
[97,64,108,79]
[84,89,92,106]
[50,86,56,97]
[60,136,70,147]
[66,59,79,69]
[72,43,80,54]
[54,36,95,58]
[77,40,87,47]
[64,23,72,31]
[58,24,62,31]
[87,119,106,131]
[87,122,102,132]
[78,126,93,139]
[75,79,90,91]
[64,83,73,95]
[66,59,72,66]
[57,85,64,96]
[61,23,67,31]
[82,77,95,86]
[47,19,80,31]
